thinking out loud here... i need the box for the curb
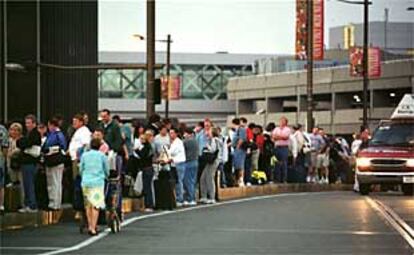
[1,183,352,231]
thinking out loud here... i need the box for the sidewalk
[0,183,352,231]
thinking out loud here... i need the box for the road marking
[216,227,397,236]
[39,192,326,255]
[366,197,414,250]
[0,247,63,251]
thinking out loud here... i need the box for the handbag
[10,151,22,170]
[44,133,66,167]
[201,138,219,164]
[24,145,41,158]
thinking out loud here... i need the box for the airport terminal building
[98,51,271,125]
[227,59,414,135]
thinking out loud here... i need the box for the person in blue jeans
[168,128,186,207]
[183,128,199,206]
[272,117,292,183]
[17,115,42,213]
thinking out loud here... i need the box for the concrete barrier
[1,183,352,231]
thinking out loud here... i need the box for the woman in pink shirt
[272,117,291,183]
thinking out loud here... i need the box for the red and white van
[356,94,414,196]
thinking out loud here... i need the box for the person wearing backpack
[199,127,222,204]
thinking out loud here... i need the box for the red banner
[368,47,381,78]
[295,0,324,60]
[349,47,381,78]
[161,76,181,100]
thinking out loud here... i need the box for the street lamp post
[165,34,171,119]
[337,0,371,129]
[134,34,172,118]
[146,0,156,119]
[306,0,314,133]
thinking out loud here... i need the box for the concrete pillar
[267,98,283,113]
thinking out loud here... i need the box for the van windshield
[370,122,414,147]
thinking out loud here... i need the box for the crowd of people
[0,110,369,233]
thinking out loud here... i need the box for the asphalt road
[1,191,413,255]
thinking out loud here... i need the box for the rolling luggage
[154,169,176,210]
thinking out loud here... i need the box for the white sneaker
[176,202,183,208]
[206,199,216,204]
[199,198,208,204]
[188,201,197,206]
[306,176,311,183]
[18,207,29,213]
[144,208,154,213]
[0,205,5,211]
[246,182,252,187]
[183,201,190,206]
[239,181,245,187]
[27,208,38,213]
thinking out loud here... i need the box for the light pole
[146,0,155,119]
[133,34,172,118]
[306,0,314,133]
[337,0,372,129]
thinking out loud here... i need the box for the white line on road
[366,197,414,250]
[39,192,322,255]
[216,227,397,236]
[0,247,63,251]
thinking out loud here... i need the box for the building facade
[329,22,414,56]
[227,59,414,135]
[98,52,272,125]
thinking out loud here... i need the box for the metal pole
[3,0,7,122]
[165,34,171,119]
[384,8,388,52]
[146,0,156,119]
[362,0,369,129]
[306,0,314,133]
[36,0,41,120]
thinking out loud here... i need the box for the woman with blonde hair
[7,123,25,209]
[135,130,155,211]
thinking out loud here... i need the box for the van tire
[359,184,370,195]
[402,184,414,196]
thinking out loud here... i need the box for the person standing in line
[154,125,171,158]
[7,123,25,208]
[0,123,9,213]
[68,114,91,180]
[196,119,213,180]
[168,128,186,207]
[43,117,67,210]
[292,124,307,183]
[80,138,109,236]
[17,115,41,213]
[217,127,229,188]
[183,128,199,206]
[199,127,222,204]
[231,118,247,187]
[272,116,292,183]
[135,131,155,212]
[308,127,326,183]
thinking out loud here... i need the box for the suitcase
[154,170,176,210]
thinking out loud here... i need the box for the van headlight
[407,159,414,168]
[356,157,371,168]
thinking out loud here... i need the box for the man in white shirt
[68,114,91,179]
[154,125,170,157]
[168,128,186,207]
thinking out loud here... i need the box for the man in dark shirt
[17,114,41,213]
